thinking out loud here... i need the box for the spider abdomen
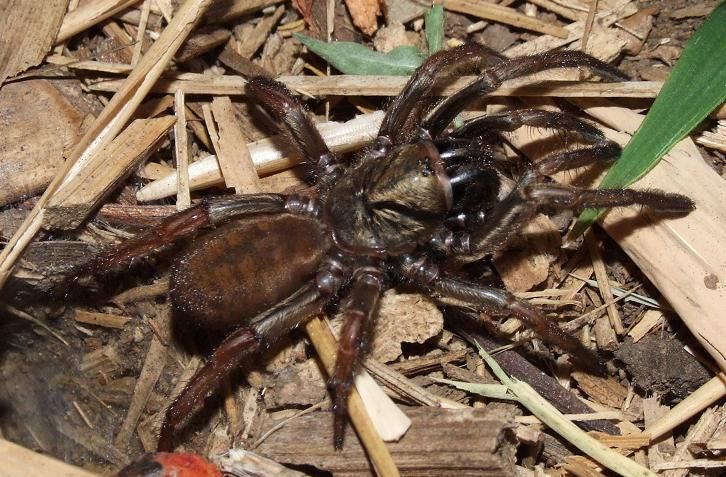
[169,214,328,330]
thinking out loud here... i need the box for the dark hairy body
[75,44,694,451]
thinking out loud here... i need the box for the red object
[117,452,223,477]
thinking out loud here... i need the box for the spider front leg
[379,43,505,145]
[400,256,603,372]
[431,176,694,258]
[451,109,622,175]
[247,77,342,192]
[329,267,384,448]
[422,50,627,139]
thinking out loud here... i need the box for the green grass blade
[571,2,726,237]
[425,5,444,54]
[294,33,425,75]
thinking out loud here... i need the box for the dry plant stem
[443,0,569,38]
[0,0,213,290]
[644,374,726,442]
[57,0,142,43]
[174,89,191,210]
[89,74,663,98]
[581,0,599,53]
[585,230,624,334]
[132,0,151,66]
[0,438,99,477]
[304,317,401,477]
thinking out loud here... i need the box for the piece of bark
[234,5,284,59]
[74,310,132,329]
[0,438,99,477]
[571,372,628,409]
[44,115,175,229]
[0,80,87,206]
[493,213,560,292]
[176,27,231,63]
[203,0,284,25]
[0,0,70,83]
[255,407,516,476]
[218,39,272,78]
[210,96,261,193]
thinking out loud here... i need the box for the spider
[75,45,694,452]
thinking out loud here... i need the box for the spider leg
[329,267,384,449]
[400,255,603,372]
[158,251,350,451]
[422,50,627,139]
[431,175,694,257]
[247,77,341,189]
[158,282,324,451]
[450,109,621,174]
[68,194,318,278]
[379,43,505,145]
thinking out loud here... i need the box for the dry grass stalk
[174,90,191,210]
[115,323,169,449]
[0,0,213,289]
[304,316,401,477]
[444,0,569,38]
[90,74,664,98]
[0,0,70,83]
[585,230,624,335]
[136,111,384,201]
[627,310,664,342]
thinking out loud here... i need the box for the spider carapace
[74,44,694,451]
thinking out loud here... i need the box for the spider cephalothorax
[76,44,694,451]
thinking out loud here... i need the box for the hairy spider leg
[67,194,288,278]
[400,255,604,372]
[450,108,622,175]
[378,43,505,145]
[422,50,627,139]
[329,267,384,449]
[430,172,694,258]
[158,282,326,451]
[247,77,343,192]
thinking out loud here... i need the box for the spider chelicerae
[76,44,694,451]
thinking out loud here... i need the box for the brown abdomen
[170,214,327,330]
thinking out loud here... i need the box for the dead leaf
[344,0,383,36]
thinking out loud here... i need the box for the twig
[304,317,401,477]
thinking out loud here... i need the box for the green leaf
[571,2,726,237]
[294,33,426,75]
[425,5,445,54]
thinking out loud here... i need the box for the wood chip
[627,310,664,343]
[74,310,132,329]
[0,438,99,477]
[256,407,516,476]
[0,80,88,206]
[572,372,628,409]
[44,115,175,229]
[0,0,70,83]
[56,0,140,44]
[210,96,261,193]
[344,0,382,36]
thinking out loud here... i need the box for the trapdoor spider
[77,45,693,451]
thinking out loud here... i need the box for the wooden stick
[443,0,569,38]
[174,89,191,210]
[0,438,99,477]
[304,317,401,477]
[643,374,726,442]
[56,0,142,43]
[89,74,664,98]
[0,0,213,289]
